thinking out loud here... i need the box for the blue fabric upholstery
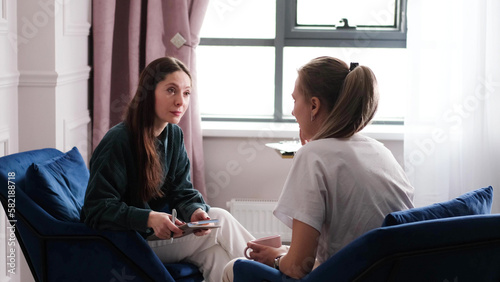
[233,213,500,282]
[24,147,88,222]
[0,148,203,282]
[233,186,498,281]
[382,186,493,226]
[164,263,203,281]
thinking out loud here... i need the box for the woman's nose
[175,95,184,106]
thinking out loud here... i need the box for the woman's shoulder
[299,137,348,152]
[297,134,383,157]
[100,122,130,144]
[307,134,381,148]
[92,123,132,158]
[293,139,336,162]
[164,123,185,143]
[167,123,183,135]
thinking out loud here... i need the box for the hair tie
[349,62,359,72]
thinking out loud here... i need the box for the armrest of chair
[13,209,174,282]
[92,228,175,281]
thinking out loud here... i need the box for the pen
[170,209,177,243]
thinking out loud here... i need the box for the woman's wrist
[273,255,284,270]
[272,247,288,270]
[147,210,156,228]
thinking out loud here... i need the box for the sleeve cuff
[181,203,210,222]
[128,208,151,232]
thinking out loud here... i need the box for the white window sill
[202,121,403,141]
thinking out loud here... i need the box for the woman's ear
[310,97,321,116]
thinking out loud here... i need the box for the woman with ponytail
[236,56,414,280]
[82,57,254,282]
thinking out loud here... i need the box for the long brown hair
[125,57,191,202]
[298,56,379,140]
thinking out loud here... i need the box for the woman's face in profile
[291,76,314,141]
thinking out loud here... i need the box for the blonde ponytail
[313,65,379,140]
[297,56,379,141]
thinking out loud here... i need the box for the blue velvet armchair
[233,187,500,281]
[0,148,203,282]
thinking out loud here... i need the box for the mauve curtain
[92,0,209,199]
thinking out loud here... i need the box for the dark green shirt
[81,122,209,237]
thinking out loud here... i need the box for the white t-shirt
[274,134,414,263]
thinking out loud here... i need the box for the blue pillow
[382,186,493,227]
[25,147,89,222]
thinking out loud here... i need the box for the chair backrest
[0,148,63,193]
[1,149,184,282]
[306,214,500,282]
[0,148,65,281]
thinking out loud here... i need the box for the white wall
[17,0,91,162]
[0,0,91,281]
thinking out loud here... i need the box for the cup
[244,235,282,259]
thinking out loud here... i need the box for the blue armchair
[233,187,500,281]
[0,148,203,282]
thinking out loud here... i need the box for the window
[289,0,407,48]
[198,0,407,124]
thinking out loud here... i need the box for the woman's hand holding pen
[147,210,184,239]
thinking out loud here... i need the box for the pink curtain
[92,0,209,198]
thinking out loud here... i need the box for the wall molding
[0,0,9,34]
[18,70,58,87]
[58,66,91,85]
[63,110,90,152]
[0,72,20,89]
[0,0,5,19]
[63,0,90,36]
[64,21,91,37]
[0,127,10,157]
[18,66,90,87]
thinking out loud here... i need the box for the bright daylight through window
[296,0,398,28]
[198,0,407,124]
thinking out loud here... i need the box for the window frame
[199,0,407,125]
[287,0,408,48]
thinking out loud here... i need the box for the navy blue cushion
[25,147,89,222]
[382,186,493,226]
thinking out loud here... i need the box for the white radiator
[227,199,292,243]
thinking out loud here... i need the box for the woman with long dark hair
[82,57,254,282]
